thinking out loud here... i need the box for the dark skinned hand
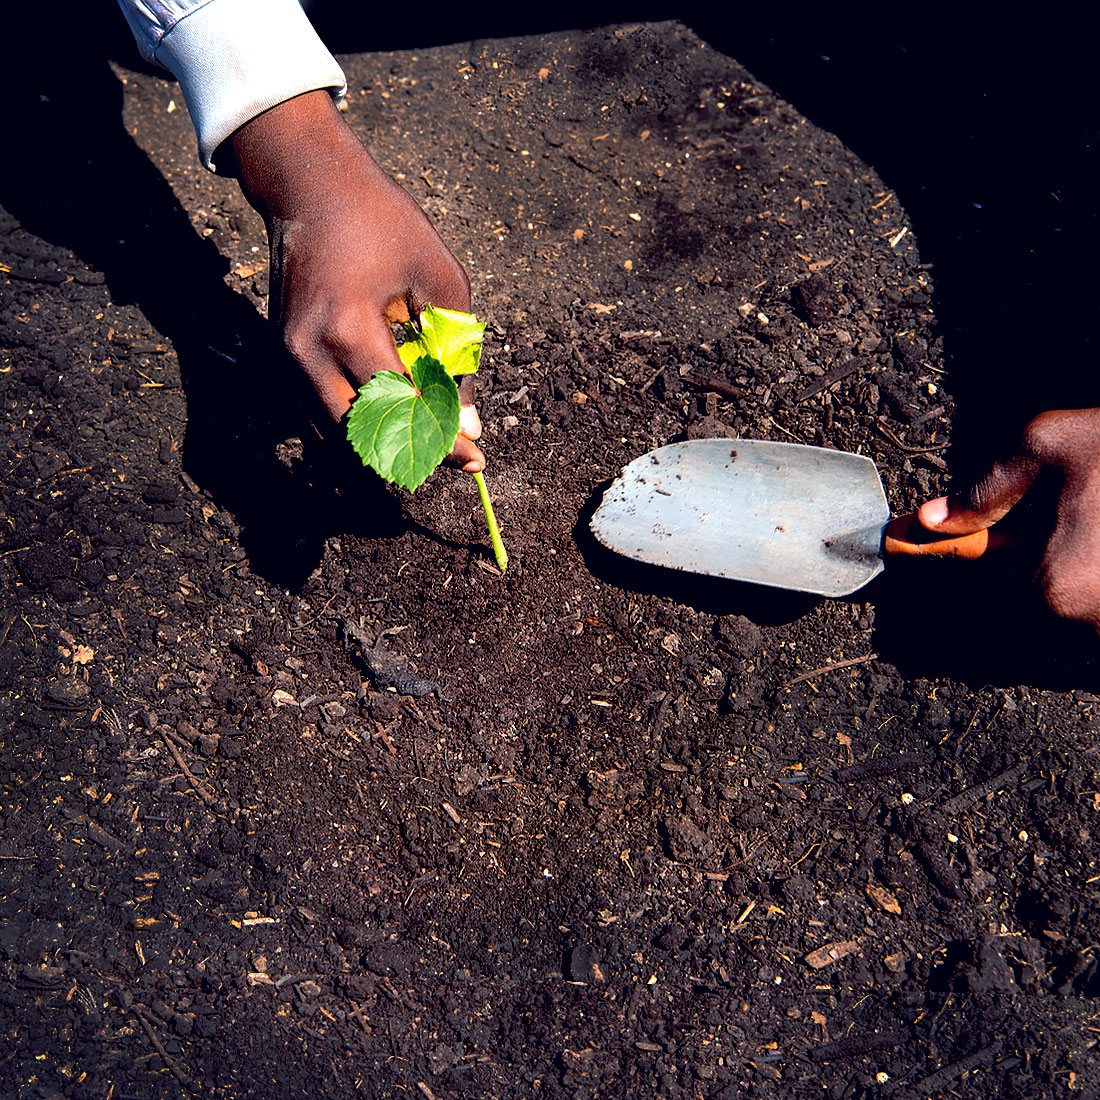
[918,407,1100,632]
[229,90,483,471]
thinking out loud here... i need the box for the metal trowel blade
[590,438,891,597]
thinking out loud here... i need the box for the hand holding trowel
[591,439,1011,597]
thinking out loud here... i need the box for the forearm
[114,0,346,170]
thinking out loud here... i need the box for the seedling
[347,305,508,571]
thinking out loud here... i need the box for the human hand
[229,90,483,471]
[918,408,1100,631]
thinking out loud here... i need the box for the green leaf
[397,305,485,377]
[346,356,460,492]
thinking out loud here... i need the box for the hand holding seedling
[347,305,508,571]
[229,90,484,472]
[918,407,1100,632]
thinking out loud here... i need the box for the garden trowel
[591,438,997,597]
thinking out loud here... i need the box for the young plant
[346,305,508,571]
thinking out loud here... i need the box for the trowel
[590,439,1000,598]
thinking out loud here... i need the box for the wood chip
[865,884,902,916]
[87,821,127,853]
[804,940,861,969]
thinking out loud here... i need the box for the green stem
[472,470,508,572]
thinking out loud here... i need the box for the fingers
[916,408,1100,633]
[283,339,358,421]
[919,452,1042,535]
[284,303,487,477]
[448,432,485,473]
[284,310,400,419]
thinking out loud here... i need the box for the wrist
[229,90,359,220]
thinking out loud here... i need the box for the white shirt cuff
[153,0,347,171]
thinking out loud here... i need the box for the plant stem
[472,471,507,572]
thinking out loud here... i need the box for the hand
[918,408,1100,631]
[229,91,483,471]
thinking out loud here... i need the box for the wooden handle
[883,512,1013,560]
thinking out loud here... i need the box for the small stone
[883,952,906,974]
[565,944,605,983]
[176,721,199,743]
[45,677,90,707]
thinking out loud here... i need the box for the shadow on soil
[579,481,1099,690]
[4,4,1095,598]
[0,4,419,589]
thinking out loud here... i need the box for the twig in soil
[784,652,878,687]
[765,416,804,442]
[914,838,963,899]
[898,1041,1002,1099]
[797,358,862,403]
[131,1005,196,1091]
[682,370,742,401]
[649,691,681,741]
[835,753,930,784]
[873,420,950,454]
[291,592,340,631]
[159,732,217,808]
[810,1030,905,1063]
[934,761,1027,817]
[639,364,666,392]
[941,701,983,746]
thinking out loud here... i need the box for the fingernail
[920,497,949,527]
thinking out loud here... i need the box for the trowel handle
[883,512,1013,560]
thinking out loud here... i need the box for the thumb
[919,453,1043,535]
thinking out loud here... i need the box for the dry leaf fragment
[804,940,861,970]
[72,645,95,665]
[271,689,297,707]
[865,884,902,916]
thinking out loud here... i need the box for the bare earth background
[1,9,1098,1100]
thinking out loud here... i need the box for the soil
[2,10,1099,1100]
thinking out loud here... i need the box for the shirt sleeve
[115,0,347,171]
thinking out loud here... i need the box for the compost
[2,15,1098,1100]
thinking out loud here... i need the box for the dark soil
[2,11,1099,1100]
